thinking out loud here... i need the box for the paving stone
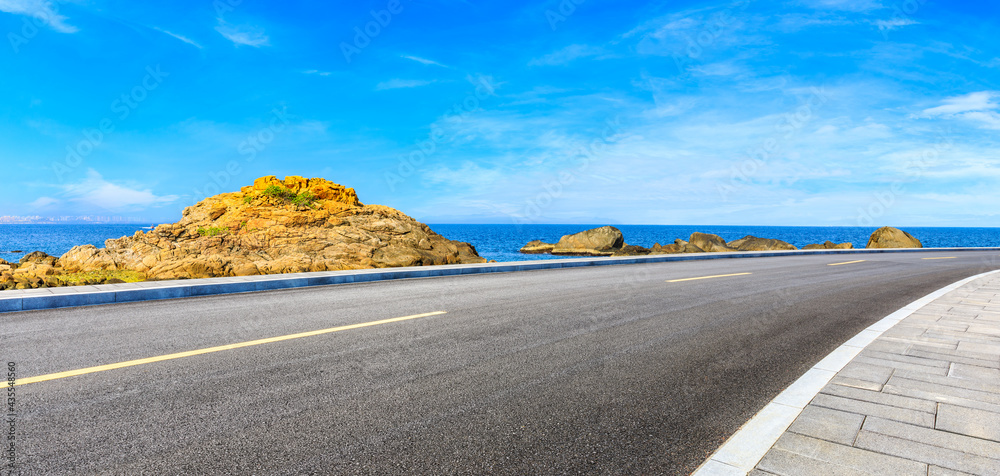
[864,340,911,354]
[956,341,1000,355]
[858,349,952,369]
[810,393,934,427]
[930,465,977,475]
[882,336,958,350]
[786,405,865,445]
[935,403,1000,443]
[925,329,1000,345]
[747,470,780,476]
[949,362,1000,380]
[830,375,885,391]
[907,348,999,369]
[854,430,1000,475]
[820,383,937,413]
[762,433,926,476]
[851,356,951,375]
[883,381,1000,415]
[886,375,1000,405]
[893,370,1000,394]
[862,416,1000,460]
[838,362,895,384]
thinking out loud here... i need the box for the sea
[1,224,999,264]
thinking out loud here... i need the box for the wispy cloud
[215,19,269,47]
[402,55,450,68]
[303,69,332,76]
[875,18,918,31]
[35,170,179,212]
[155,28,203,49]
[920,91,1000,130]
[375,78,437,90]
[528,44,608,66]
[922,91,997,116]
[0,0,78,33]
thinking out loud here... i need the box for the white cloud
[528,44,607,66]
[875,18,917,31]
[375,78,436,90]
[303,69,332,76]
[958,111,1000,130]
[923,91,997,116]
[921,91,1000,130]
[402,55,450,68]
[60,170,179,211]
[29,196,59,209]
[0,0,78,33]
[155,28,203,49]
[215,20,269,47]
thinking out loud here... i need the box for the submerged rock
[866,227,922,249]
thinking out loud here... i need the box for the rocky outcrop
[519,240,555,254]
[727,235,797,251]
[803,241,854,250]
[57,176,486,280]
[551,226,624,256]
[650,243,683,254]
[0,176,487,290]
[866,227,922,249]
[688,232,736,253]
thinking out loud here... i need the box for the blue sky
[1,0,998,226]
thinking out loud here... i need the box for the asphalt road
[3,251,999,475]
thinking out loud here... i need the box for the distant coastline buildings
[0,215,147,224]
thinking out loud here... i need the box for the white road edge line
[690,269,1000,476]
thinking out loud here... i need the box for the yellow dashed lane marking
[6,311,448,387]
[828,260,867,266]
[667,272,752,283]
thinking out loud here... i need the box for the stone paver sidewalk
[751,274,1000,475]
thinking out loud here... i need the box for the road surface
[3,251,998,474]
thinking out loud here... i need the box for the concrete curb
[691,268,1000,476]
[1,247,997,314]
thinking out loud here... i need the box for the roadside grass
[56,270,146,285]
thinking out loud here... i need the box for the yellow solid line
[922,257,957,260]
[667,272,752,283]
[828,260,867,266]
[6,311,447,387]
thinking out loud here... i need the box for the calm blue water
[430,225,1000,263]
[1,224,998,264]
[0,225,150,262]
